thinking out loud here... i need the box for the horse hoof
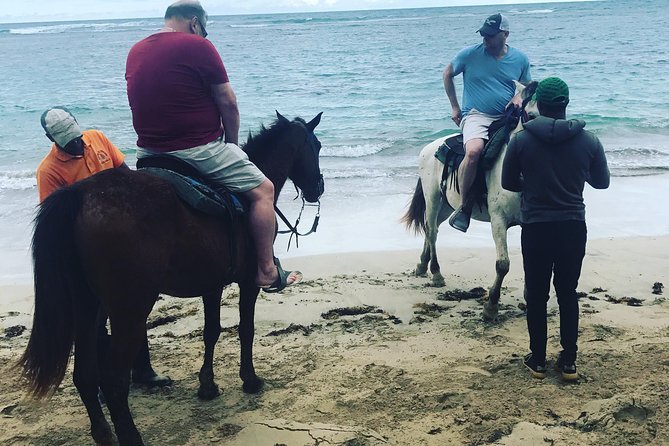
[242,376,264,394]
[116,431,145,446]
[91,421,115,446]
[482,302,498,321]
[431,274,445,287]
[414,265,428,277]
[197,384,220,401]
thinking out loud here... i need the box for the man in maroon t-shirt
[126,0,301,292]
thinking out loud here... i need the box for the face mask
[61,137,84,156]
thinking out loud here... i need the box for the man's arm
[587,138,610,189]
[36,169,66,203]
[443,63,462,127]
[212,82,240,146]
[501,136,523,192]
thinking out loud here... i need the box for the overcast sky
[1,0,586,23]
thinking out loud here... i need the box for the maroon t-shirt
[126,32,229,152]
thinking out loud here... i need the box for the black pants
[521,220,586,364]
[97,315,152,373]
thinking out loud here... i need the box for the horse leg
[483,217,511,321]
[198,290,223,400]
[73,297,114,445]
[425,199,450,287]
[238,281,263,393]
[415,237,430,277]
[100,307,153,446]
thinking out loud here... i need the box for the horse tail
[401,178,427,235]
[19,186,84,399]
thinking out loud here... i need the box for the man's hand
[451,106,462,127]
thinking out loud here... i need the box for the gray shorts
[137,139,266,193]
[460,109,502,145]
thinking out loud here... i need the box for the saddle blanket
[137,156,245,218]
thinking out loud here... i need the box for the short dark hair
[537,101,567,119]
[165,2,207,25]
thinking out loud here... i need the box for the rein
[275,191,320,250]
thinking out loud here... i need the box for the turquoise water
[0,0,668,278]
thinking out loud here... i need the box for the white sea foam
[508,9,554,15]
[321,143,388,158]
[322,167,415,180]
[324,168,391,179]
[8,20,160,35]
[228,24,270,28]
[0,170,36,191]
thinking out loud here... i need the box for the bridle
[520,82,539,123]
[274,125,323,250]
[275,191,320,250]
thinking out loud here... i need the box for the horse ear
[276,111,289,124]
[525,80,538,100]
[513,80,525,96]
[306,112,323,132]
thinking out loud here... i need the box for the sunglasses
[194,16,208,38]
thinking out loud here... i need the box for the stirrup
[448,206,470,232]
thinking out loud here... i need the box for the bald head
[164,0,208,37]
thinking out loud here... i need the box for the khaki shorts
[137,139,266,193]
[460,109,502,145]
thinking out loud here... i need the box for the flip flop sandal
[262,257,303,293]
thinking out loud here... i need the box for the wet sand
[1,236,668,445]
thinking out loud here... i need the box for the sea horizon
[0,0,603,25]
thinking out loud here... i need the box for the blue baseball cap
[477,13,509,36]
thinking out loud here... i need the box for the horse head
[513,80,539,120]
[243,111,324,203]
[276,111,324,203]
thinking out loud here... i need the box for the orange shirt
[36,129,126,202]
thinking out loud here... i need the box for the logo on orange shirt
[96,150,111,164]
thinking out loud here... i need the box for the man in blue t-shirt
[443,13,531,232]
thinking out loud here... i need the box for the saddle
[136,156,245,220]
[434,106,522,200]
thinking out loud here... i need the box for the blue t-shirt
[451,44,531,116]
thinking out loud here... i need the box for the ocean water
[0,0,668,281]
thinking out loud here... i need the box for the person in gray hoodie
[502,77,610,381]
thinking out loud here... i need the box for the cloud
[278,0,339,6]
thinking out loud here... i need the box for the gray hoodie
[502,116,610,224]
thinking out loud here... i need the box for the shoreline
[2,172,669,284]
[2,234,666,324]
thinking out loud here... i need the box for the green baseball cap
[535,77,570,105]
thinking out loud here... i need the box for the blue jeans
[521,220,586,364]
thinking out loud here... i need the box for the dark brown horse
[19,112,323,446]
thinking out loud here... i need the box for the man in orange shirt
[36,107,171,388]
[37,107,128,201]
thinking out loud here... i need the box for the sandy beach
[1,235,667,445]
[2,1,669,443]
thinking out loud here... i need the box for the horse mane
[242,116,307,162]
